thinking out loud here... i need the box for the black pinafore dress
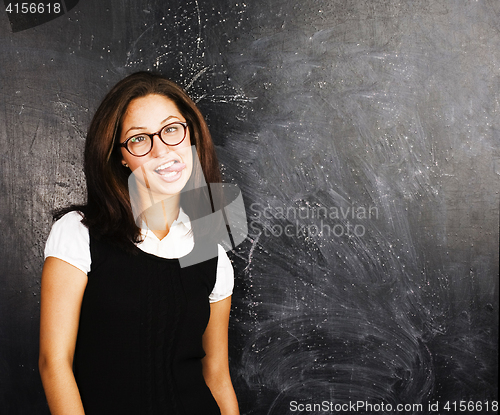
[73,235,221,415]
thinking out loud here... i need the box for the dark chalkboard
[1,1,498,414]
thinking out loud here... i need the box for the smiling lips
[154,159,186,180]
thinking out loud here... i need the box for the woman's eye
[130,135,147,143]
[164,124,180,134]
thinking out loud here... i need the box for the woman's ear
[122,161,129,168]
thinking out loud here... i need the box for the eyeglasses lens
[160,123,186,146]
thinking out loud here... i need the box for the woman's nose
[150,133,170,157]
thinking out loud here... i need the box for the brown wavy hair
[57,71,221,249]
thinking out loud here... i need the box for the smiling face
[120,94,193,203]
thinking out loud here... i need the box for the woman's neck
[140,195,181,240]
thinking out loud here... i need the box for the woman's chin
[149,170,190,198]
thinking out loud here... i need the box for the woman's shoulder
[50,210,88,237]
[55,210,86,225]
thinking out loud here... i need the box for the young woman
[39,72,240,415]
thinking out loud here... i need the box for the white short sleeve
[44,211,91,275]
[209,245,234,303]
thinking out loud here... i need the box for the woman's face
[120,94,193,200]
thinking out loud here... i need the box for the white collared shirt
[44,210,234,303]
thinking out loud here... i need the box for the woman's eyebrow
[124,115,180,135]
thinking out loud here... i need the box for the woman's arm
[202,296,240,415]
[39,257,88,415]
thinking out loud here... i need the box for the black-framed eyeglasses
[119,121,188,157]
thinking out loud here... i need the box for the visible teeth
[156,160,176,171]
[163,171,178,177]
